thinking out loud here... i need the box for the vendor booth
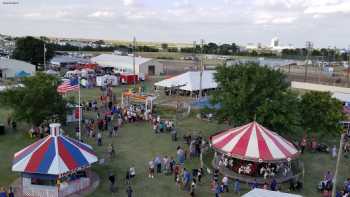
[96,75,119,87]
[209,121,302,184]
[121,91,156,113]
[12,123,98,197]
[120,73,138,85]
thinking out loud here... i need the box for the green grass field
[0,87,349,197]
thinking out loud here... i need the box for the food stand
[121,90,156,113]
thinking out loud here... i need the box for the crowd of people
[145,141,205,197]
[6,82,349,197]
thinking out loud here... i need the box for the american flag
[57,78,80,93]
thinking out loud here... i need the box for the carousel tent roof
[210,121,299,162]
[242,188,302,197]
[12,124,98,175]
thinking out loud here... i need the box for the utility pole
[347,45,350,87]
[320,50,325,83]
[133,36,136,90]
[171,84,186,126]
[192,41,197,69]
[199,39,204,99]
[331,133,345,197]
[304,41,313,82]
[43,42,46,71]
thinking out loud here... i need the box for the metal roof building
[91,54,164,76]
[0,58,36,79]
[50,55,90,66]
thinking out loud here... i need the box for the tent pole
[331,133,345,197]
[78,77,82,141]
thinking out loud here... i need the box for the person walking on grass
[107,144,115,158]
[234,179,240,194]
[155,156,162,173]
[215,183,221,197]
[148,160,155,178]
[197,168,202,183]
[190,178,197,197]
[97,132,102,146]
[222,176,229,192]
[108,172,116,193]
[332,145,337,159]
[183,168,191,192]
[8,187,14,197]
[126,186,133,197]
[126,169,131,185]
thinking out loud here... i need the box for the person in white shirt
[222,176,229,192]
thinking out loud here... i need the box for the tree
[0,73,67,126]
[211,63,300,133]
[168,47,179,52]
[12,36,54,65]
[231,43,239,54]
[161,43,168,51]
[300,91,345,135]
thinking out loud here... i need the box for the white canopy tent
[332,92,350,102]
[154,70,217,92]
[242,189,302,197]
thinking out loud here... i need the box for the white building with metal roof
[0,58,36,79]
[91,54,164,76]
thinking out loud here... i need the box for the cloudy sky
[1,0,350,48]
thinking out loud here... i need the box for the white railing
[23,185,58,197]
[59,178,90,197]
[22,178,90,197]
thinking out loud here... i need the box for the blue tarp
[191,97,221,109]
[15,70,30,78]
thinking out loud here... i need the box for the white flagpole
[78,77,82,141]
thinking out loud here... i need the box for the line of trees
[281,48,349,61]
[210,63,346,136]
[48,43,160,53]
[11,36,350,63]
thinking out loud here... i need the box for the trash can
[0,124,5,135]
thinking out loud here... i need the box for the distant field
[108,40,192,49]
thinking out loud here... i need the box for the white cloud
[2,0,350,48]
[88,11,115,18]
[122,0,134,6]
[23,12,41,18]
[304,1,350,14]
[313,14,325,19]
[254,12,297,24]
[271,16,297,24]
[55,11,69,18]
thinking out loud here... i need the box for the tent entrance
[148,65,155,75]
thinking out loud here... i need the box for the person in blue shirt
[215,183,221,197]
[0,187,7,197]
[250,179,258,189]
[234,179,240,194]
[183,168,191,191]
[270,178,277,191]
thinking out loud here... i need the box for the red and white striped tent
[210,121,300,162]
